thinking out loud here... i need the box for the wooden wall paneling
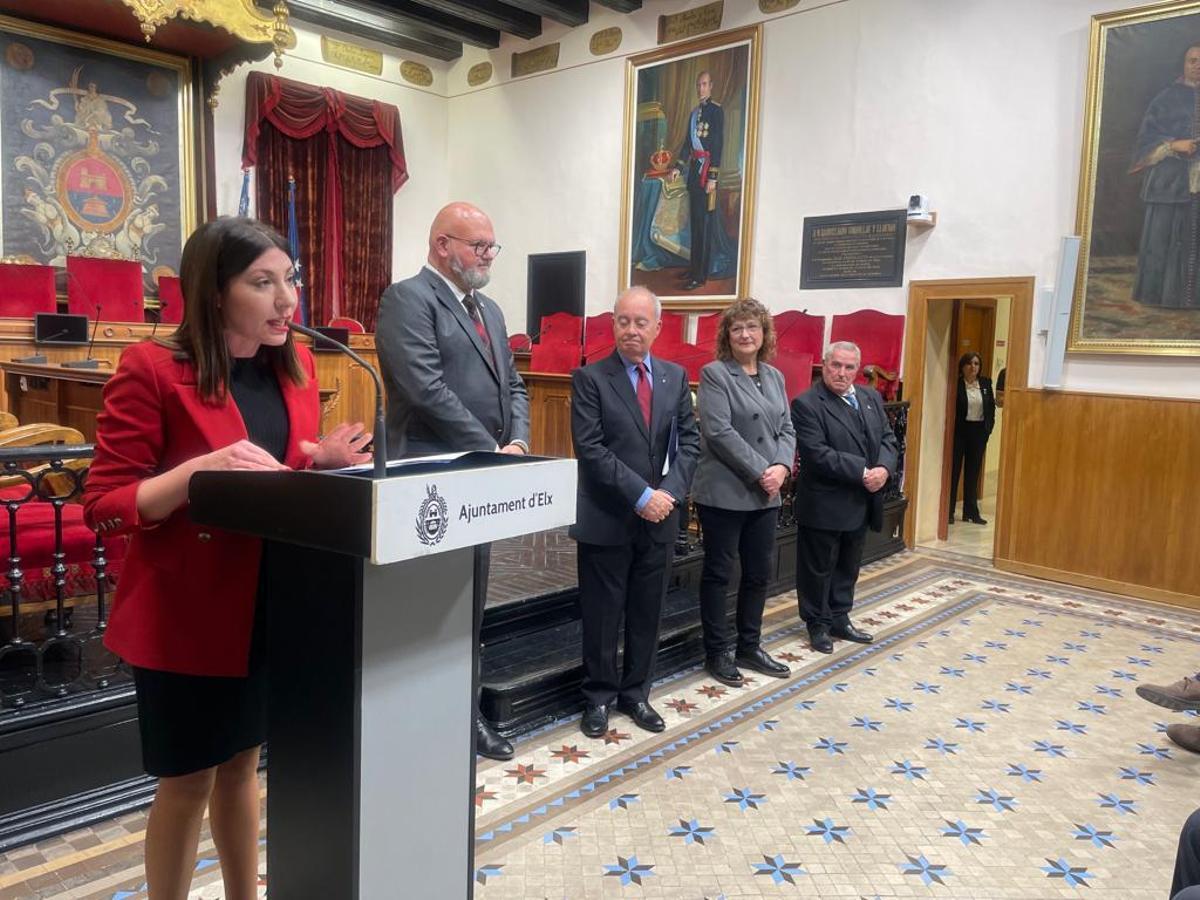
[525,373,574,458]
[993,388,1200,607]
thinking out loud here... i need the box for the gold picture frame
[619,25,761,310]
[1071,1,1200,355]
[0,13,198,291]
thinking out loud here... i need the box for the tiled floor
[4,548,1198,898]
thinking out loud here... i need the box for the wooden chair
[66,255,145,323]
[830,310,905,399]
[773,311,825,359]
[0,411,18,431]
[0,262,57,318]
[538,312,583,346]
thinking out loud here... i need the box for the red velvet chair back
[659,310,686,346]
[583,312,614,362]
[0,263,57,318]
[66,256,144,323]
[773,310,825,359]
[530,339,581,374]
[157,275,184,324]
[539,312,583,346]
[829,309,905,397]
[773,351,814,401]
[695,311,722,350]
[328,316,366,334]
[654,341,708,383]
[508,333,532,352]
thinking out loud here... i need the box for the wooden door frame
[903,277,1034,556]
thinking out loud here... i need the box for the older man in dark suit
[791,341,898,655]
[376,201,529,760]
[570,286,700,738]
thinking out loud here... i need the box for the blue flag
[286,176,308,326]
[237,169,250,217]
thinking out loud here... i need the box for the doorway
[901,278,1033,563]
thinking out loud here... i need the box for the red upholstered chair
[695,312,722,350]
[538,312,583,346]
[328,316,366,334]
[659,310,686,346]
[530,339,581,374]
[508,333,532,352]
[773,310,825,359]
[654,341,709,383]
[66,256,144,323]
[0,263,57,318]
[829,310,905,399]
[773,351,814,402]
[156,275,184,325]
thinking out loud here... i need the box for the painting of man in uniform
[626,37,754,303]
[0,18,188,293]
[1074,5,1200,354]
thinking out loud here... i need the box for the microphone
[62,304,102,369]
[150,297,167,339]
[15,327,70,364]
[287,320,388,479]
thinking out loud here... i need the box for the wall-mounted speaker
[1042,236,1080,390]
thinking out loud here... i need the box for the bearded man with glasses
[377,201,530,760]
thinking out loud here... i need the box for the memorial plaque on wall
[800,209,907,289]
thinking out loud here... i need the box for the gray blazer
[376,267,530,457]
[692,359,796,511]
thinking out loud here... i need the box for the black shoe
[683,280,704,290]
[948,513,955,524]
[808,627,833,654]
[830,622,874,644]
[616,699,666,732]
[581,703,609,738]
[967,515,988,525]
[705,651,744,687]
[476,718,514,760]
[736,646,790,678]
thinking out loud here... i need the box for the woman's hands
[300,422,373,470]
[197,439,290,472]
[758,464,789,498]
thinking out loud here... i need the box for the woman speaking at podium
[83,218,370,899]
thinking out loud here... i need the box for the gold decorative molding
[118,0,294,67]
[657,1,723,44]
[511,42,559,78]
[589,27,622,56]
[400,60,433,86]
[321,35,382,75]
[467,61,493,87]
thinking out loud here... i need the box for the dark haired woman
[949,351,995,526]
[692,298,796,687]
[84,218,370,898]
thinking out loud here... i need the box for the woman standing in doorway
[949,351,995,525]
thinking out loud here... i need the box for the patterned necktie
[463,294,490,349]
[635,362,652,428]
[846,391,860,411]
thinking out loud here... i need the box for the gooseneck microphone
[62,304,102,369]
[150,297,167,339]
[287,320,388,479]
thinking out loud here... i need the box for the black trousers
[950,421,989,518]
[697,504,777,657]
[687,183,712,284]
[795,524,867,630]
[1173,808,1200,899]
[577,526,672,707]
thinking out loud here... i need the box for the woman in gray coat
[693,299,797,687]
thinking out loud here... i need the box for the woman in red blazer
[84,218,369,899]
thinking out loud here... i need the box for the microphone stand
[287,320,388,479]
[62,304,102,369]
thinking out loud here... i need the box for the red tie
[635,362,652,428]
[463,294,490,349]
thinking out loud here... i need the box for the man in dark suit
[376,201,529,760]
[791,341,898,655]
[570,286,700,738]
[668,70,724,291]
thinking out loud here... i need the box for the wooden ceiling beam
[500,0,588,28]
[405,0,541,41]
[282,0,467,60]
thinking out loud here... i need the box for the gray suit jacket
[569,351,700,546]
[692,359,796,511]
[376,267,530,457]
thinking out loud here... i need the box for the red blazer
[83,340,320,676]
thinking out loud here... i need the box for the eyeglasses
[730,322,763,336]
[444,235,502,258]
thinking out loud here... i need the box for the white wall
[212,0,1199,398]
[441,0,1198,398]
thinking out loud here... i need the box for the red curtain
[243,72,407,330]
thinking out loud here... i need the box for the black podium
[190,452,577,898]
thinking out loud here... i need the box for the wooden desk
[1,361,337,441]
